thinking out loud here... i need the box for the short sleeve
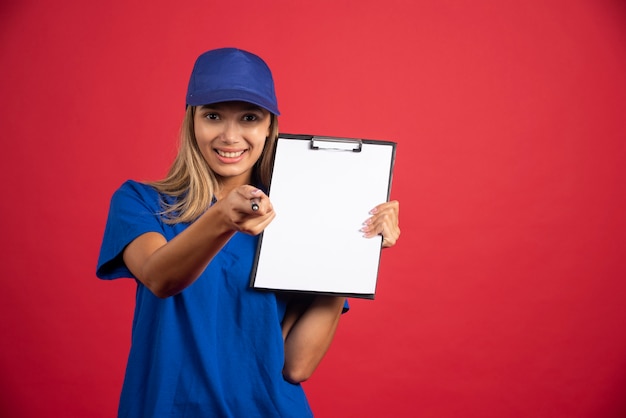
[96,180,166,280]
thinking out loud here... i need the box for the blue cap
[186,48,280,115]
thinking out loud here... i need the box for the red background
[2,1,626,417]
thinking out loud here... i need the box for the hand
[361,200,400,248]
[217,185,275,235]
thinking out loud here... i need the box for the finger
[239,210,276,235]
[236,186,267,213]
[362,209,397,236]
[249,195,273,215]
[367,202,399,223]
[381,225,400,248]
[369,212,400,247]
[237,184,263,198]
[369,200,399,216]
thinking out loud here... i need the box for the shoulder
[111,180,162,206]
[102,180,171,227]
[116,179,158,197]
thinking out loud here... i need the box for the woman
[97,47,400,417]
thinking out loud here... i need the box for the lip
[215,148,247,163]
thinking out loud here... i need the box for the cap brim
[186,88,280,115]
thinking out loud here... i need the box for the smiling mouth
[216,149,246,158]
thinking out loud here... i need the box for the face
[194,101,271,187]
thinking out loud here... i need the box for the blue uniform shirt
[97,180,313,417]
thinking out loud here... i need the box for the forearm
[126,204,235,298]
[281,295,314,340]
[282,295,345,383]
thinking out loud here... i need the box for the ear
[266,114,274,139]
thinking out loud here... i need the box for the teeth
[217,150,244,158]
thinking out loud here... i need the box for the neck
[215,173,253,201]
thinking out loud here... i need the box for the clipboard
[250,133,396,299]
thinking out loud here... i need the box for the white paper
[251,135,395,298]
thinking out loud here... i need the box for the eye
[242,114,258,122]
[205,112,220,120]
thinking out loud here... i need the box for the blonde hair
[149,106,279,224]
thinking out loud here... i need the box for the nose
[221,119,241,144]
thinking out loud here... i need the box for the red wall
[2,1,626,417]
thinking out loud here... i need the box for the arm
[123,186,274,298]
[281,200,401,383]
[282,295,346,384]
